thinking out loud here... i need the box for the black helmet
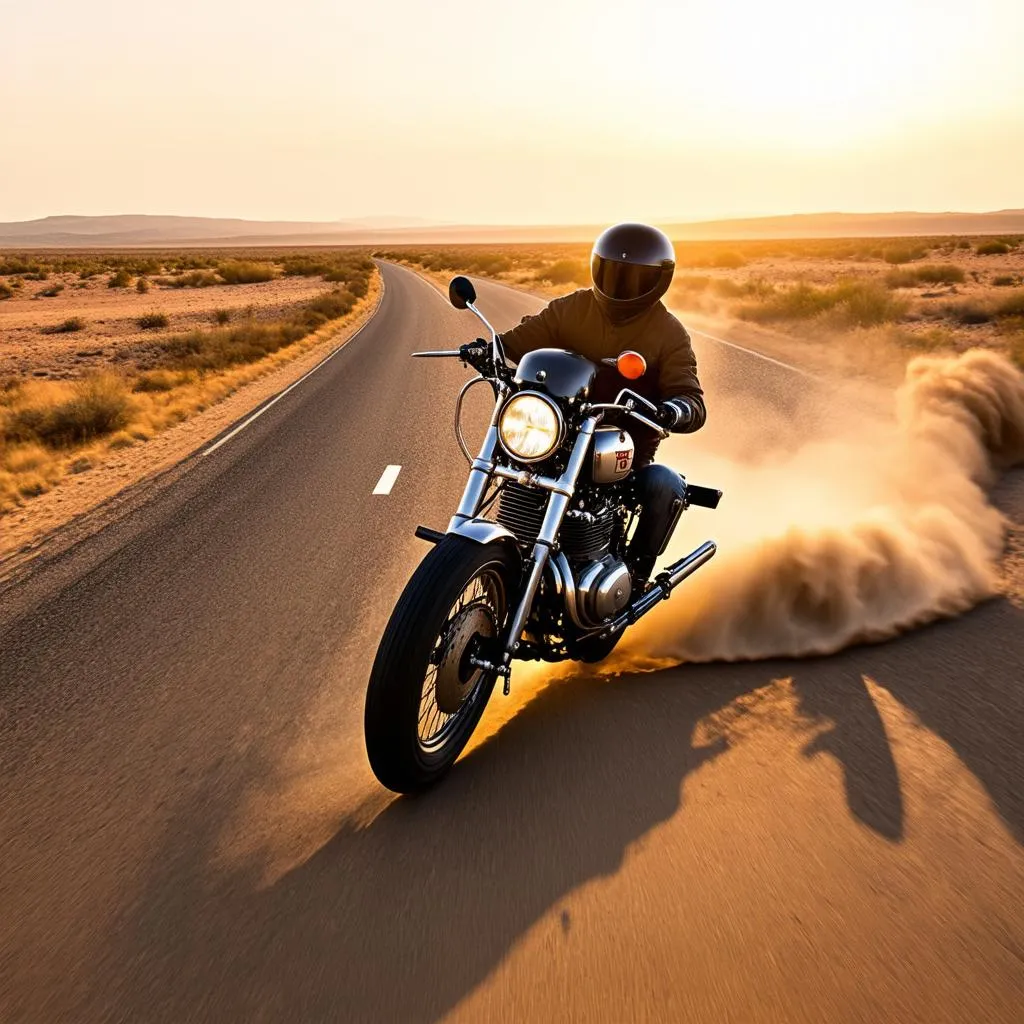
[591,223,675,319]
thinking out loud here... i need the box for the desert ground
[0,272,334,380]
[0,250,377,540]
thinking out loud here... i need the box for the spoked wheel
[417,568,505,753]
[365,536,517,793]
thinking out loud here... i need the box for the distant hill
[1,210,1023,247]
[0,214,360,247]
[659,210,1024,240]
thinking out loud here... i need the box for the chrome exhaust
[600,540,717,638]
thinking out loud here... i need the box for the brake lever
[629,409,670,439]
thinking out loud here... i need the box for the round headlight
[498,392,563,462]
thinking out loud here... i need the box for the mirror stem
[466,302,505,367]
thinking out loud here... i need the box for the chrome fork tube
[448,391,506,530]
[500,415,600,671]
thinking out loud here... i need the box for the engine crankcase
[576,556,632,624]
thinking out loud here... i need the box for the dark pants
[627,463,686,581]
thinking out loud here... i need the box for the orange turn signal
[616,350,647,380]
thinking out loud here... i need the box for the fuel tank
[590,426,635,483]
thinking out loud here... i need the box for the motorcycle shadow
[105,599,1023,1023]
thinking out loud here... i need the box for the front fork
[449,413,601,691]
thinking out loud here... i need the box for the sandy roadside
[0,271,383,573]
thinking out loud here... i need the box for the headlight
[498,392,563,462]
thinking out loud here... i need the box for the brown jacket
[499,288,706,464]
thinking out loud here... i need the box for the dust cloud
[610,349,1024,667]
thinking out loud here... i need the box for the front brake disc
[434,604,495,714]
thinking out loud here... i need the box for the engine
[496,482,632,627]
[576,555,632,623]
[496,482,615,560]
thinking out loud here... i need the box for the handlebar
[412,350,462,358]
[585,403,669,439]
[585,387,670,439]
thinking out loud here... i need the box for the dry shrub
[883,245,927,264]
[133,369,182,392]
[944,300,993,326]
[217,261,276,285]
[739,279,905,327]
[5,374,133,448]
[880,325,958,352]
[0,441,66,508]
[0,282,13,300]
[170,270,220,288]
[836,281,909,327]
[137,311,169,330]
[283,257,334,277]
[106,431,136,449]
[157,321,305,372]
[535,259,588,285]
[108,269,132,288]
[977,240,1011,256]
[41,317,86,334]
[996,290,1024,318]
[885,264,965,288]
[3,442,51,474]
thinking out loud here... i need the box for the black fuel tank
[513,348,598,401]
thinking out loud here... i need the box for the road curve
[1,262,1021,1022]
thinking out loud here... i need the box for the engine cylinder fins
[561,513,615,561]
[495,482,615,559]
[494,482,547,543]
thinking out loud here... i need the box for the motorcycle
[364,276,721,792]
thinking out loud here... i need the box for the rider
[462,222,706,585]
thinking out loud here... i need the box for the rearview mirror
[449,276,476,309]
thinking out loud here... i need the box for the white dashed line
[373,465,402,495]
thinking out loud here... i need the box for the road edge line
[202,267,387,455]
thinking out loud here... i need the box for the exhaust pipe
[601,540,717,638]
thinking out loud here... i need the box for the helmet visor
[591,255,664,301]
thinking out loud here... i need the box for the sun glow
[1,0,1021,222]
[632,0,989,145]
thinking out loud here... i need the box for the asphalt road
[1,262,1021,1023]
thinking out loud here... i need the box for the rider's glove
[459,338,490,370]
[657,398,696,431]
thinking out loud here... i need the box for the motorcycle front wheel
[364,536,517,793]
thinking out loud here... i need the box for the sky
[2,0,1022,224]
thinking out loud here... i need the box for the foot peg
[685,484,722,510]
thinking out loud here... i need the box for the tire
[364,536,518,793]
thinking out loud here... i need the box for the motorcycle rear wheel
[364,536,516,793]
